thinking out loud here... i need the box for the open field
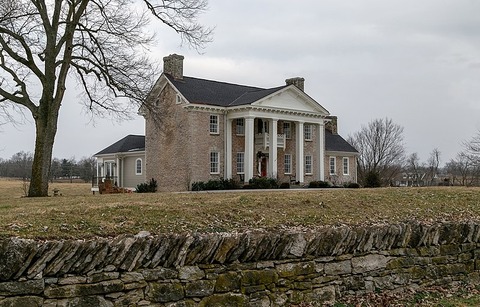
[1,178,480,240]
[2,179,480,305]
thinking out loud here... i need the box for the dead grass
[1,179,480,239]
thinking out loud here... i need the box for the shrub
[279,182,290,189]
[308,180,331,188]
[247,177,278,189]
[364,171,381,188]
[345,182,361,188]
[136,178,157,193]
[191,178,239,191]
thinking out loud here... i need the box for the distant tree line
[349,118,480,187]
[0,152,95,183]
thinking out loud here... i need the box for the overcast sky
[1,0,480,165]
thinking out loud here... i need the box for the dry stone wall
[1,222,480,306]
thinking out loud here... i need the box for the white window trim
[176,94,182,104]
[210,151,220,174]
[283,122,291,139]
[104,160,115,178]
[135,158,143,175]
[236,118,245,136]
[236,152,245,174]
[305,155,313,175]
[343,157,349,175]
[329,156,336,175]
[284,154,292,174]
[304,124,312,141]
[210,115,219,135]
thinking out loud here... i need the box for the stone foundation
[1,222,480,306]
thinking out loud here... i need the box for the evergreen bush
[136,178,157,193]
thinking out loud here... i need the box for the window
[257,119,269,133]
[304,124,312,141]
[236,118,245,135]
[209,115,219,134]
[329,157,336,175]
[135,158,142,175]
[105,161,115,178]
[236,152,245,174]
[305,155,312,174]
[176,95,181,104]
[343,157,349,175]
[284,154,292,174]
[283,122,291,139]
[210,152,219,174]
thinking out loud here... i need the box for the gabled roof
[95,135,145,156]
[325,130,358,154]
[165,74,288,107]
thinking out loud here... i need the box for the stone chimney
[325,116,338,134]
[163,54,184,80]
[285,77,305,91]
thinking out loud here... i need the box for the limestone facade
[144,54,358,191]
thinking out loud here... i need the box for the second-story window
[304,124,312,141]
[210,115,219,134]
[236,118,245,135]
[283,122,291,139]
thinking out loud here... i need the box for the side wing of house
[93,135,146,192]
[324,127,359,185]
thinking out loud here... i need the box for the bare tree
[406,152,423,186]
[463,130,480,165]
[348,118,406,186]
[0,0,212,196]
[426,148,441,185]
[445,153,479,186]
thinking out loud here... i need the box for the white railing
[254,133,286,149]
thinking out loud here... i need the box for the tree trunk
[28,105,59,197]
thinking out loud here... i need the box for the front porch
[225,112,327,184]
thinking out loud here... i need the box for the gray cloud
[1,0,480,165]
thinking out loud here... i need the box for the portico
[224,107,327,184]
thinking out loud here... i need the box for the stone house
[142,54,358,191]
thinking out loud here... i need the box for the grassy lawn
[2,179,480,305]
[1,178,480,240]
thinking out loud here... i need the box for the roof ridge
[181,75,266,90]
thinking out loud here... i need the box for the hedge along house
[142,54,358,191]
[92,135,146,192]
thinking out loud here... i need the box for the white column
[115,156,120,186]
[268,119,278,178]
[225,118,233,179]
[317,123,325,181]
[296,121,304,183]
[244,116,255,182]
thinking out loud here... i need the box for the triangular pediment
[251,86,329,115]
